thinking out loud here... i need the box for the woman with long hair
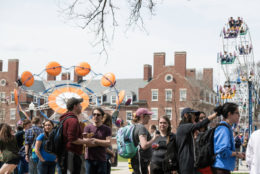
[212,102,244,174]
[150,115,176,174]
[35,120,56,174]
[0,123,20,174]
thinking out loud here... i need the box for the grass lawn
[117,155,129,162]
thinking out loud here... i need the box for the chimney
[47,74,56,81]
[0,60,2,72]
[174,52,186,77]
[8,59,19,81]
[143,64,152,81]
[186,69,196,79]
[153,52,165,78]
[74,70,83,83]
[62,72,71,80]
[203,68,213,90]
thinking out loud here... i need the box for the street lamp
[29,102,35,120]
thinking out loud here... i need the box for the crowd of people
[0,98,259,174]
[223,17,247,38]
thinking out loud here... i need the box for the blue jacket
[212,121,236,171]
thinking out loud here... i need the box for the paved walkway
[111,161,250,174]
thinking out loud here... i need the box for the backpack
[162,134,179,172]
[116,124,137,158]
[235,136,241,148]
[44,116,73,156]
[194,123,230,168]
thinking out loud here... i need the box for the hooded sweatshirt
[60,112,83,155]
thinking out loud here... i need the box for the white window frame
[165,107,172,120]
[10,92,15,103]
[126,110,133,121]
[179,89,187,101]
[0,109,5,120]
[10,108,16,120]
[0,92,6,103]
[151,89,158,101]
[96,96,102,105]
[165,89,172,101]
[111,96,116,105]
[151,108,158,120]
[179,107,185,120]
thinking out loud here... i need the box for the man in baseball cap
[181,107,200,122]
[136,108,153,117]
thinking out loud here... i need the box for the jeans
[66,151,82,174]
[37,161,56,174]
[131,153,150,174]
[18,156,29,174]
[85,160,107,174]
[29,157,38,174]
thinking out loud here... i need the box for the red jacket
[60,112,83,155]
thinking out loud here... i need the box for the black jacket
[176,118,210,174]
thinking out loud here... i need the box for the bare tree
[60,0,158,60]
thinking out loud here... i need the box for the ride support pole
[248,81,253,138]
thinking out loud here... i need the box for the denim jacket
[212,121,236,171]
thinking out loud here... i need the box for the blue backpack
[116,124,137,158]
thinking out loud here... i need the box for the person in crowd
[234,131,241,170]
[176,107,219,174]
[212,103,245,174]
[149,125,157,137]
[0,123,20,173]
[60,97,94,174]
[115,118,124,128]
[229,17,235,28]
[35,120,56,174]
[84,107,112,174]
[16,119,31,174]
[236,17,243,27]
[246,129,260,173]
[242,136,248,153]
[24,116,43,174]
[102,113,115,174]
[150,115,176,174]
[131,108,160,174]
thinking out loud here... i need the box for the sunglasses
[93,113,102,117]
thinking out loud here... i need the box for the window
[165,107,172,120]
[0,92,6,103]
[10,92,15,103]
[111,96,116,104]
[151,108,158,120]
[0,109,5,120]
[33,96,37,103]
[165,89,172,101]
[179,107,184,120]
[10,108,16,120]
[126,111,133,121]
[165,74,173,82]
[151,89,158,101]
[133,94,137,102]
[102,95,107,102]
[96,96,102,105]
[179,89,187,101]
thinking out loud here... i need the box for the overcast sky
[0,0,259,89]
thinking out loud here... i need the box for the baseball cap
[66,97,83,110]
[181,107,200,119]
[136,108,153,117]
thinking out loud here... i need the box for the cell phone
[156,130,160,135]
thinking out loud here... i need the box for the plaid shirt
[25,125,43,146]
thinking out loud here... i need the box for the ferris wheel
[217,17,259,134]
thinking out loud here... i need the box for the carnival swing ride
[217,17,259,135]
[14,62,126,123]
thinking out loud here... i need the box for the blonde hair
[132,112,140,123]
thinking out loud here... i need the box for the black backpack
[162,134,179,172]
[44,116,73,156]
[194,123,230,168]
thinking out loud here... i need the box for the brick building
[0,52,217,133]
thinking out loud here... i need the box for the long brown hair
[132,113,140,123]
[103,113,112,128]
[0,123,15,144]
[159,115,172,136]
[43,120,54,137]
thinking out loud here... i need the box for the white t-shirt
[246,130,260,174]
